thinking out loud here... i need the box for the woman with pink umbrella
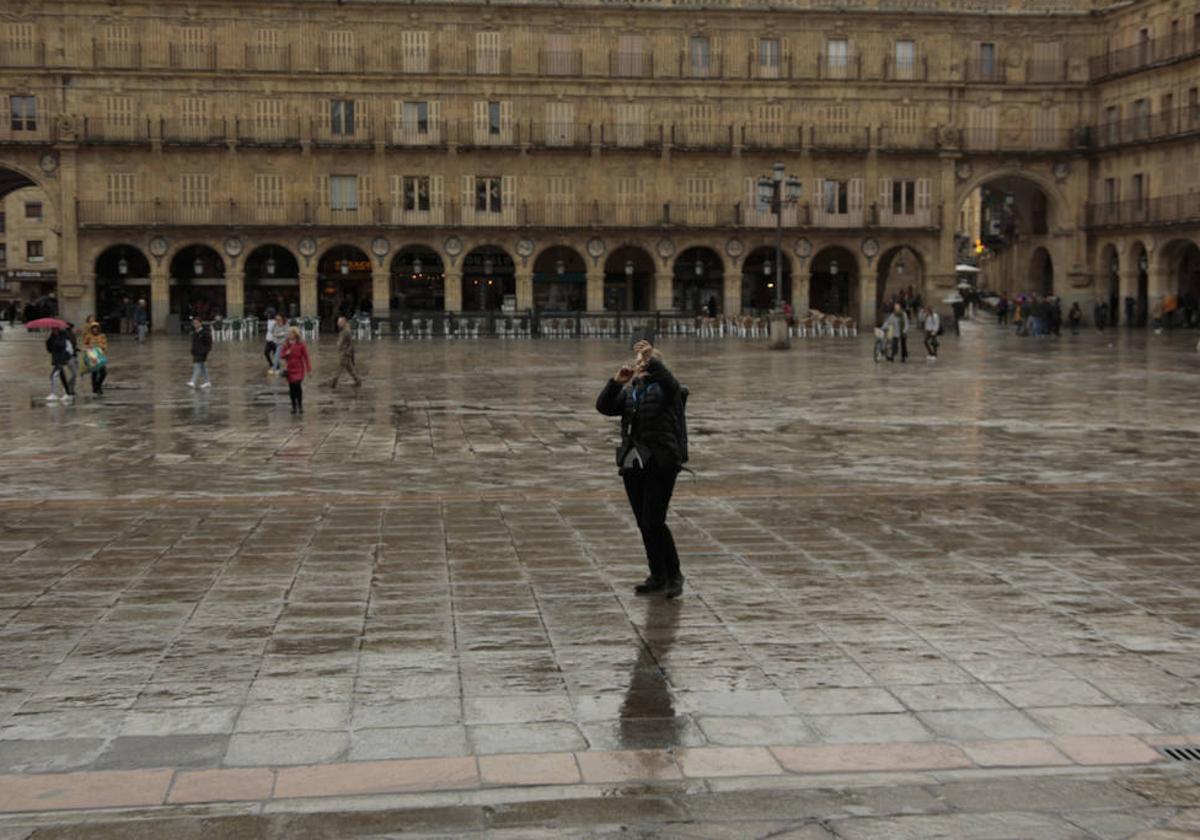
[44,326,77,403]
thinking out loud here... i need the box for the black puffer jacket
[45,333,72,366]
[596,357,682,470]
[191,325,213,362]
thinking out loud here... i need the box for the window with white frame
[892,105,918,137]
[330,30,354,57]
[403,176,431,212]
[106,173,135,205]
[825,38,849,77]
[391,174,443,223]
[9,95,36,131]
[893,39,916,79]
[180,173,211,218]
[103,23,132,62]
[615,176,645,224]
[686,176,715,224]
[254,99,284,138]
[329,175,359,210]
[822,179,849,214]
[755,103,782,138]
[547,176,575,224]
[475,176,503,213]
[105,95,134,137]
[180,97,208,135]
[330,99,356,135]
[255,174,284,213]
[27,240,43,262]
[475,31,502,74]
[689,35,712,76]
[758,38,781,78]
[403,101,429,134]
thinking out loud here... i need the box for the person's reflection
[618,598,683,749]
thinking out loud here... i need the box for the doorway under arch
[604,246,654,312]
[876,246,925,313]
[955,174,1056,295]
[169,244,226,323]
[742,247,792,313]
[1130,241,1150,326]
[318,245,373,328]
[462,246,515,312]
[1098,243,1120,326]
[391,246,445,312]
[532,245,587,311]
[674,247,723,315]
[1030,247,1054,297]
[94,245,151,333]
[245,245,300,320]
[810,246,858,318]
[1161,238,1200,327]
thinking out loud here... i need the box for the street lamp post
[756,162,803,312]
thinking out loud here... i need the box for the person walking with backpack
[44,327,76,403]
[280,326,313,415]
[596,340,686,599]
[187,317,213,388]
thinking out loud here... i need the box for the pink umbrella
[24,318,68,330]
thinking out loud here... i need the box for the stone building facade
[0,185,57,306]
[0,0,1197,331]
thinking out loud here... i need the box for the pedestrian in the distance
[268,314,288,375]
[883,304,907,362]
[923,307,940,361]
[134,299,149,342]
[1094,299,1108,331]
[81,322,108,394]
[45,327,75,403]
[596,340,685,600]
[1068,302,1082,335]
[187,317,212,388]
[329,315,362,389]
[280,326,312,415]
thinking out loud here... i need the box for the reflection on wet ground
[0,326,1199,775]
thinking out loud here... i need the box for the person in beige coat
[329,316,362,389]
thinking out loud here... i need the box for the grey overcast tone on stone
[1,326,1199,835]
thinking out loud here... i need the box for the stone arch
[317,244,374,326]
[953,167,1069,225]
[673,246,725,315]
[93,244,152,331]
[390,244,445,312]
[531,244,587,311]
[1158,238,1200,325]
[742,246,792,313]
[461,245,516,312]
[1029,246,1054,297]
[244,244,301,319]
[603,245,655,312]
[876,245,927,314]
[168,244,227,321]
[810,244,862,321]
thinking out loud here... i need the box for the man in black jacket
[596,340,685,599]
[44,328,75,403]
[187,318,213,389]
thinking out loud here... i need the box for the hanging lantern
[483,258,494,276]
[117,257,129,276]
[555,258,565,276]
[340,259,350,275]
[192,256,204,276]
[412,257,423,276]
[763,259,772,277]
[829,259,840,276]
[1138,253,1148,272]
[265,255,277,276]
[694,258,704,276]
[896,252,907,276]
[624,260,634,277]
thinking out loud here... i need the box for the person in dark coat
[187,318,213,388]
[596,340,685,599]
[44,328,75,402]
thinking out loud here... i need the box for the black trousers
[91,367,107,393]
[264,342,277,367]
[622,464,682,582]
[924,333,938,357]
[288,380,303,411]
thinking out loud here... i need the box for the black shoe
[634,576,665,595]
[664,576,685,599]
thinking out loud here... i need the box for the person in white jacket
[923,308,940,361]
[268,314,289,375]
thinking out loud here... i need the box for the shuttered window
[401,31,429,72]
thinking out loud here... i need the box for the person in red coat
[279,326,313,415]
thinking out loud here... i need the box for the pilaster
[225,270,244,318]
[150,266,169,334]
[299,272,317,319]
[445,273,463,312]
[515,270,533,311]
[372,267,390,315]
[586,270,604,312]
[654,273,673,312]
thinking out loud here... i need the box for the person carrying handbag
[81,322,109,393]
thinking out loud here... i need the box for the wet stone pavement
[0,324,1199,837]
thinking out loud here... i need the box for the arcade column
[515,270,533,311]
[225,271,244,319]
[150,265,169,334]
[371,267,389,315]
[586,269,604,312]
[299,272,317,319]
[444,272,463,312]
[654,273,673,311]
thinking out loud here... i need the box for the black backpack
[674,385,689,465]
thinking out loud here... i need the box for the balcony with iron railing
[0,120,56,145]
[962,58,1006,83]
[388,45,440,74]
[747,54,793,80]
[161,118,228,146]
[1094,105,1200,148]
[469,48,511,75]
[82,116,153,144]
[883,55,928,81]
[876,126,941,151]
[670,124,734,150]
[0,42,45,68]
[1086,194,1200,228]
[1025,59,1068,83]
[818,51,862,81]
[598,123,664,150]
[679,52,724,79]
[1089,28,1200,80]
[960,125,1082,152]
[386,119,449,148]
[608,51,654,78]
[741,125,804,151]
[809,126,871,151]
[538,50,583,76]
[92,41,142,69]
[312,119,375,147]
[527,122,595,149]
[234,117,303,147]
[169,43,218,70]
[244,45,293,72]
[456,120,520,148]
